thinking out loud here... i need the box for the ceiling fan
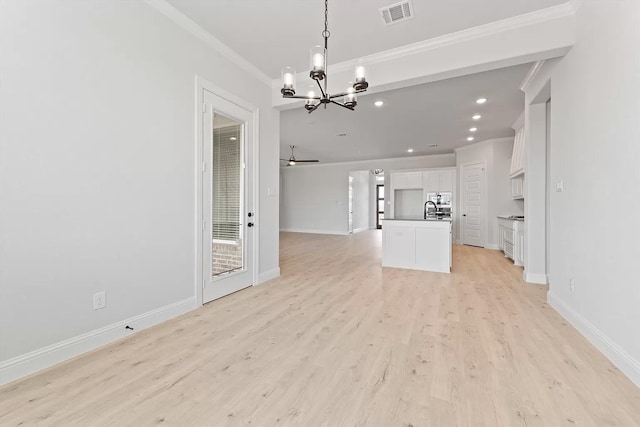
[280,145,319,166]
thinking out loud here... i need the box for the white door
[202,90,254,303]
[463,163,485,247]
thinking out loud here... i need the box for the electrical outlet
[556,179,564,192]
[569,278,575,293]
[93,291,106,310]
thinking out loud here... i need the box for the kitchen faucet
[424,201,437,219]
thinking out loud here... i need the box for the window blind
[212,124,242,241]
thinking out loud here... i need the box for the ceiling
[166,0,567,78]
[279,63,531,164]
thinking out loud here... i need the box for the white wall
[351,171,370,232]
[455,138,522,248]
[0,0,279,380]
[537,0,640,387]
[280,154,455,234]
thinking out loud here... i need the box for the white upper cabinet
[424,171,439,192]
[511,176,524,199]
[423,169,454,193]
[391,171,423,189]
[509,112,525,199]
[510,112,525,177]
[439,169,454,192]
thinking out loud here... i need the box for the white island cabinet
[381,219,452,273]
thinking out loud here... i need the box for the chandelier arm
[315,78,327,99]
[328,87,368,100]
[330,100,355,111]
[328,91,351,99]
[283,94,321,100]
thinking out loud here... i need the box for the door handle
[247,222,254,227]
[248,212,253,217]
[463,214,467,217]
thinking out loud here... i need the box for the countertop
[497,215,525,222]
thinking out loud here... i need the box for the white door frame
[459,161,488,248]
[195,76,259,307]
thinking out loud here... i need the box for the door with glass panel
[202,90,254,303]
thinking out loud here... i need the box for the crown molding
[519,60,546,92]
[144,0,272,86]
[271,2,576,87]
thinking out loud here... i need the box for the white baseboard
[485,243,500,250]
[0,297,196,386]
[547,292,640,389]
[353,227,367,234]
[258,267,280,284]
[524,271,547,284]
[280,228,349,235]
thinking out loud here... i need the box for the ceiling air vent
[379,0,414,26]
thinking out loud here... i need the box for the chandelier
[280,0,369,113]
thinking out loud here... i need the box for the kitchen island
[381,218,452,273]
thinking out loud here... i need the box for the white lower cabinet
[497,217,524,267]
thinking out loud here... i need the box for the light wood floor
[1,231,639,426]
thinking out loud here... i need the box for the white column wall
[526,1,640,387]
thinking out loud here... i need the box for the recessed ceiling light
[476,97,487,104]
[472,114,482,120]
[407,148,414,153]
[374,100,384,107]
[229,137,237,141]
[469,127,477,132]
[467,136,475,141]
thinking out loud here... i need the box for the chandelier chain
[322,0,330,47]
